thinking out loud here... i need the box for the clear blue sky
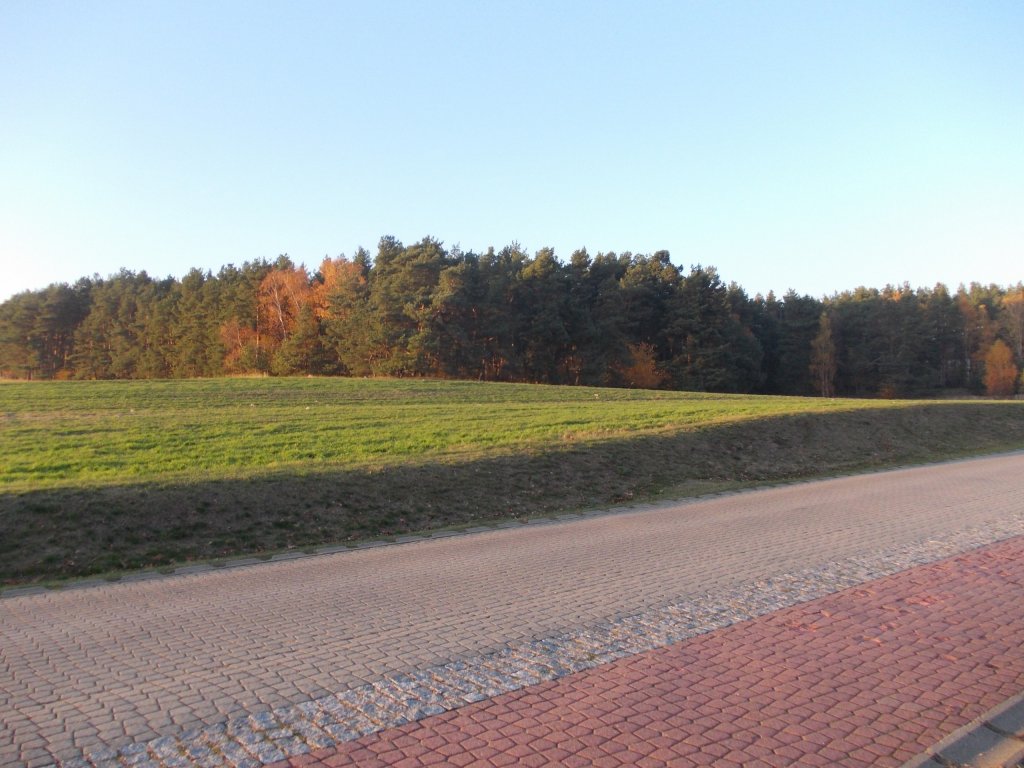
[2,0,1021,302]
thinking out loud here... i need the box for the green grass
[2,377,1023,587]
[1,377,889,490]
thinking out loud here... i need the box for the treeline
[1,236,1022,397]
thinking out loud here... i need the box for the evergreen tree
[0,291,45,378]
[666,265,761,392]
[515,248,571,383]
[773,290,822,395]
[366,236,451,376]
[169,268,223,377]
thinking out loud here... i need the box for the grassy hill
[2,377,1023,586]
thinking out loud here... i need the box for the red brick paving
[273,535,1024,767]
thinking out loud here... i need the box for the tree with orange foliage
[984,339,1018,397]
[258,262,311,347]
[312,256,365,320]
[619,342,667,389]
[809,313,837,398]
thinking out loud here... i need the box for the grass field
[2,378,889,490]
[2,377,1023,586]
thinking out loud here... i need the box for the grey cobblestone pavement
[904,692,1024,768]
[2,452,1023,767]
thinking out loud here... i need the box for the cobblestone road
[276,535,1024,767]
[2,452,1023,767]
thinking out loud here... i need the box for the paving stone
[988,696,1024,739]
[284,535,1024,767]
[60,580,108,591]
[0,585,50,598]
[939,726,1024,767]
[176,564,217,574]
[3,454,1024,767]
[119,572,166,583]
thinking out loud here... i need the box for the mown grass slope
[2,378,1022,585]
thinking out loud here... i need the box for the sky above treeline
[2,1,1021,303]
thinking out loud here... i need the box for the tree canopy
[2,237,1021,398]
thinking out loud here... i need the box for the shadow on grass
[3,403,1023,585]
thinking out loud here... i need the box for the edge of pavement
[903,691,1024,768]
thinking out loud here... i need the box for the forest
[1,236,1021,398]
